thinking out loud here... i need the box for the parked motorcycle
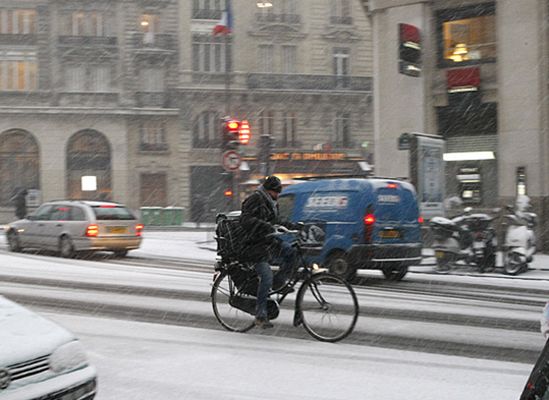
[430,208,496,274]
[500,197,537,275]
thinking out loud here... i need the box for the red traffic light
[226,120,240,131]
[239,120,251,145]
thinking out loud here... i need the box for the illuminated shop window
[438,4,496,65]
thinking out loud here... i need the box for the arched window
[193,111,221,148]
[66,130,111,200]
[0,129,39,205]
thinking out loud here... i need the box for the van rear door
[370,183,421,243]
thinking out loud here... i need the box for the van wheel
[326,251,356,281]
[7,230,21,252]
[59,236,75,258]
[382,263,408,281]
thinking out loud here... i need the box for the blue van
[278,178,423,281]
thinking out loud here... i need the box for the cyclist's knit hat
[263,176,283,193]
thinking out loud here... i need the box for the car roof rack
[293,174,409,181]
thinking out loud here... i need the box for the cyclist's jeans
[254,261,273,319]
[273,241,297,289]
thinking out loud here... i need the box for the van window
[278,194,295,220]
[92,205,135,220]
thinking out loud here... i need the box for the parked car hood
[0,296,75,366]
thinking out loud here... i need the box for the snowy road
[46,312,532,400]
[0,230,547,399]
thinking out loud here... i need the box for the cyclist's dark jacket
[239,188,283,263]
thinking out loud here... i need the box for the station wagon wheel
[326,251,356,281]
[113,250,128,258]
[59,236,75,258]
[7,230,21,252]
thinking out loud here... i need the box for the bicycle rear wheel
[211,271,256,333]
[297,272,359,342]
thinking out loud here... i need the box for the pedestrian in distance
[239,175,298,329]
[11,188,28,220]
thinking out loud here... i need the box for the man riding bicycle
[240,176,297,329]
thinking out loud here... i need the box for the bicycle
[211,225,359,342]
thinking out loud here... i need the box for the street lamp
[256,2,273,8]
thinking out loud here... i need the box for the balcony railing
[255,13,301,24]
[192,9,223,20]
[58,36,117,46]
[132,33,176,51]
[0,33,37,45]
[329,16,353,25]
[247,74,372,91]
[140,143,169,152]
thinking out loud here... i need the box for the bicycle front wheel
[211,271,256,333]
[297,272,359,342]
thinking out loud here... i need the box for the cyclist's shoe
[254,317,274,329]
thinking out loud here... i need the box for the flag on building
[213,1,233,35]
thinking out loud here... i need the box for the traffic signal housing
[222,118,240,149]
[398,23,421,77]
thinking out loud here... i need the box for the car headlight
[49,340,89,374]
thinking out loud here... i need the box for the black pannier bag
[215,215,248,260]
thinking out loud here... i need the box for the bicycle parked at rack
[211,224,359,342]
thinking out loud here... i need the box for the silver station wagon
[6,200,143,257]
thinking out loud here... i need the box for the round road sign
[222,150,242,171]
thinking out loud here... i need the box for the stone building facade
[0,0,374,223]
[367,0,549,247]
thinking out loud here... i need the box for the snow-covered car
[6,200,143,258]
[0,295,97,399]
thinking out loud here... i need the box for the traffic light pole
[224,34,231,115]
[259,134,272,176]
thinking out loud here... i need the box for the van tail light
[86,224,99,237]
[418,216,424,224]
[135,224,144,237]
[364,212,376,243]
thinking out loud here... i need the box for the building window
[334,112,351,148]
[333,48,349,76]
[0,9,36,34]
[66,130,111,200]
[193,111,221,148]
[64,65,112,92]
[140,67,164,92]
[281,46,296,74]
[192,35,231,73]
[257,0,299,23]
[330,0,352,25]
[140,173,167,206]
[0,50,37,91]
[258,45,273,73]
[258,110,275,137]
[333,48,350,88]
[437,3,496,66]
[192,0,226,19]
[0,129,39,206]
[60,11,114,36]
[140,120,168,151]
[281,112,297,147]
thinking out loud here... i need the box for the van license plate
[380,230,400,238]
[108,226,128,234]
[435,251,445,259]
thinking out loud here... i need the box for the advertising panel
[415,135,445,217]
